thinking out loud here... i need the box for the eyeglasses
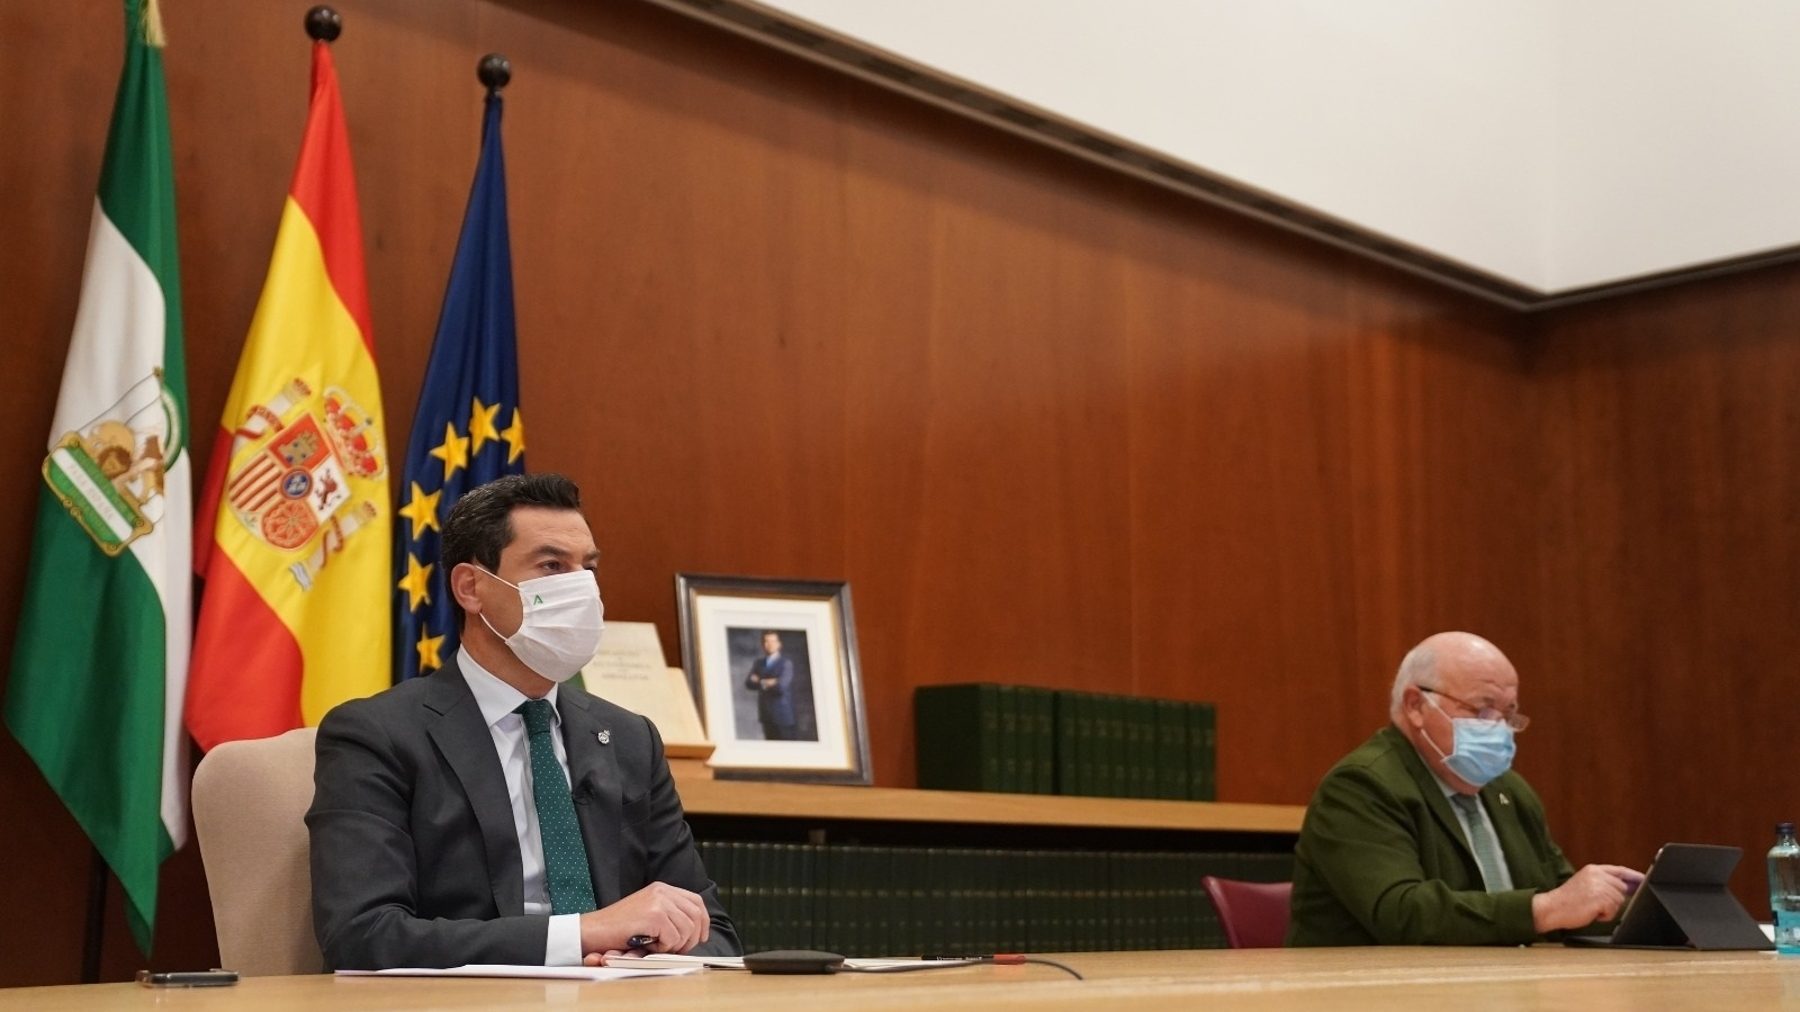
[1420,687,1531,732]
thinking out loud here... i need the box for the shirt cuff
[545,914,584,966]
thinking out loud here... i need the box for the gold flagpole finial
[141,0,167,48]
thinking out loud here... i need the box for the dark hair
[441,471,583,578]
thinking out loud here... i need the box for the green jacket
[1286,725,1575,946]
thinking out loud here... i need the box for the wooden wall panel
[3,0,1790,986]
[1529,267,1800,909]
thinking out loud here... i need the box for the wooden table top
[6,946,1797,1010]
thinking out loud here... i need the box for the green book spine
[960,847,980,954]
[800,843,820,950]
[768,843,789,951]
[1084,694,1105,798]
[1119,695,1138,799]
[1082,851,1100,952]
[1053,691,1077,794]
[1132,696,1156,799]
[1120,697,1140,799]
[1007,849,1025,952]
[860,845,880,957]
[936,842,964,950]
[1200,702,1217,801]
[1072,691,1087,795]
[738,842,761,952]
[1119,851,1137,950]
[1094,850,1112,952]
[1025,687,1052,794]
[1075,691,1099,796]
[1159,852,1178,949]
[923,847,948,955]
[1042,850,1059,952]
[764,843,784,951]
[981,848,1001,953]
[793,843,813,951]
[875,846,898,957]
[1134,851,1152,950]
[824,844,849,954]
[1105,695,1127,798]
[915,683,1002,791]
[1186,701,1216,801]
[995,683,1021,793]
[902,846,925,956]
[1156,699,1186,800]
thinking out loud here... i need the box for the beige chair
[191,726,323,976]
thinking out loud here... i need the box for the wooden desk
[6,947,1796,1011]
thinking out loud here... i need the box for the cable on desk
[838,955,1085,980]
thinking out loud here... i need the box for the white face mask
[475,567,604,682]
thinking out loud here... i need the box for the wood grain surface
[3,947,1795,1011]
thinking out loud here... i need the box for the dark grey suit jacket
[306,658,740,969]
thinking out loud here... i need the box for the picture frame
[674,573,872,785]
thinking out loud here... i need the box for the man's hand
[1532,864,1645,933]
[579,882,711,956]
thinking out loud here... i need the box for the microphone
[743,950,846,974]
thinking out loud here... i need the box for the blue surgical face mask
[1421,693,1516,787]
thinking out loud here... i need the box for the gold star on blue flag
[393,89,525,682]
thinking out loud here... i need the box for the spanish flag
[187,37,390,750]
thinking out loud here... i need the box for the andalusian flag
[187,34,390,750]
[4,0,190,954]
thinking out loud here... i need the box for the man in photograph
[743,631,799,740]
[307,473,739,969]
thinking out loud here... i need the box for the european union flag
[394,91,524,682]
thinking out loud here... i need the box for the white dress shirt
[459,649,586,965]
[1432,772,1515,891]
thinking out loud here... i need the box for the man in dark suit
[1288,631,1642,946]
[308,473,739,969]
[744,631,799,740]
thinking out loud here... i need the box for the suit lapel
[1388,728,1482,873]
[559,688,624,906]
[424,661,526,916]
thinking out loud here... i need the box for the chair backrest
[191,727,321,976]
[1202,876,1293,949]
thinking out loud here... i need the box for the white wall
[759,0,1800,294]
[1549,0,1800,289]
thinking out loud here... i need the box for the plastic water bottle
[1771,822,1800,955]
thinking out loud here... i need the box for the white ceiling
[755,0,1800,294]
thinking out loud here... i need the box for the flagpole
[305,4,342,42]
[81,846,106,983]
[478,52,511,93]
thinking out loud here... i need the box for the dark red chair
[1202,876,1292,949]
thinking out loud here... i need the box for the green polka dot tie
[515,699,597,915]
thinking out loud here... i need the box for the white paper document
[612,954,933,971]
[336,963,701,981]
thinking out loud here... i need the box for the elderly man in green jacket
[1288,632,1643,946]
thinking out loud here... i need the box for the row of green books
[697,839,1291,955]
[914,684,1217,800]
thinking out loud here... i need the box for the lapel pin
[1498,793,1510,806]
[596,729,611,745]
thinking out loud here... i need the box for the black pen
[627,934,657,950]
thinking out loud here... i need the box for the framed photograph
[675,574,871,784]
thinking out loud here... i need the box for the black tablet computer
[1564,843,1771,950]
